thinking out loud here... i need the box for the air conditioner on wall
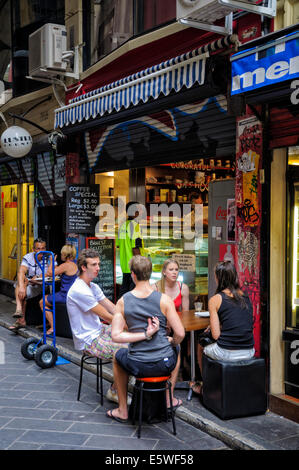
[177,0,276,33]
[28,23,67,78]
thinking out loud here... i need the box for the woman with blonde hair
[153,259,189,408]
[40,244,78,335]
[154,259,189,312]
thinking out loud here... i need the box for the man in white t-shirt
[66,248,125,404]
[11,238,50,331]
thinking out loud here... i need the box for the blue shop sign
[231,31,299,95]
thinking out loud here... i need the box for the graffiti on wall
[236,116,262,356]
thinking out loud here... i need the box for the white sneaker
[105,386,132,405]
[128,376,136,386]
[105,386,118,404]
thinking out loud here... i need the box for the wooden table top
[179,310,210,332]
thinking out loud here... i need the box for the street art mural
[84,95,234,172]
[36,152,66,207]
[0,157,34,186]
[235,116,263,356]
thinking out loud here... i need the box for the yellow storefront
[0,183,34,281]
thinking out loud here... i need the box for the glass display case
[113,160,234,306]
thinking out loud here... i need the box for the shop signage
[231,32,299,95]
[172,254,195,272]
[216,206,227,220]
[86,237,115,302]
[0,125,32,158]
[290,79,299,105]
[66,184,99,234]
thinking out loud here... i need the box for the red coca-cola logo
[216,206,227,220]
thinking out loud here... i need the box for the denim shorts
[204,342,255,362]
[115,346,179,378]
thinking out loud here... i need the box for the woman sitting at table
[192,260,255,395]
[153,259,189,312]
[39,244,78,335]
[153,259,190,393]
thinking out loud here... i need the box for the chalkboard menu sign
[86,237,116,302]
[66,184,99,234]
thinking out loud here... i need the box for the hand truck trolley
[21,251,58,369]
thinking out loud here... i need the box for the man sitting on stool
[67,248,127,404]
[106,255,185,423]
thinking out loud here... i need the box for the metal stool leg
[132,386,138,425]
[77,355,84,401]
[99,358,104,406]
[96,358,99,394]
[138,383,144,439]
[167,380,176,435]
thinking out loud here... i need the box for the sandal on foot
[168,398,182,410]
[106,409,128,424]
[12,310,23,319]
[9,322,25,332]
[191,382,202,396]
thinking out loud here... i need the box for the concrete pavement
[0,293,299,451]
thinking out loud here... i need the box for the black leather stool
[54,303,73,338]
[202,355,267,420]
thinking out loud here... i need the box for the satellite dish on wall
[0,125,33,158]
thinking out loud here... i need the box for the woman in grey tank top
[106,256,185,424]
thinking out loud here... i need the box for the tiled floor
[0,325,229,450]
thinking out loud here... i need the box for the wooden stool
[77,352,110,406]
[132,376,176,438]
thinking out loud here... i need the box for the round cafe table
[178,309,210,401]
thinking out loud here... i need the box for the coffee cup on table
[194,302,203,311]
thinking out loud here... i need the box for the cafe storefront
[230,25,299,420]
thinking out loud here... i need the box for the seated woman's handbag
[198,330,215,347]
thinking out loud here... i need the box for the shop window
[0,183,34,281]
[134,0,176,35]
[84,0,133,68]
[0,1,12,94]
[95,169,130,283]
[287,146,299,330]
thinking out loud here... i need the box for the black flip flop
[106,409,129,424]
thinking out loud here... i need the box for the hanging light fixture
[0,125,33,158]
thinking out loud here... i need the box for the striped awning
[54,49,209,129]
[54,35,239,129]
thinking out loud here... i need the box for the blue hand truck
[20,251,58,368]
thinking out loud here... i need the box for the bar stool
[132,376,176,438]
[77,352,111,406]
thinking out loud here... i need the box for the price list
[66,184,99,234]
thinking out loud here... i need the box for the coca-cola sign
[216,206,227,220]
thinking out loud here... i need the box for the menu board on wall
[86,237,116,302]
[66,184,99,234]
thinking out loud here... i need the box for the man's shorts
[115,346,179,378]
[84,323,126,361]
[14,281,42,299]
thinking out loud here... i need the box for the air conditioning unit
[28,23,67,78]
[177,0,276,25]
[0,89,12,105]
